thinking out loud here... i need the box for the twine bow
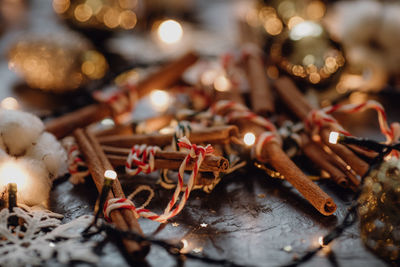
[108,137,214,223]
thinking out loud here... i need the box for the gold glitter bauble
[358,158,400,262]
[53,0,138,31]
[8,35,108,92]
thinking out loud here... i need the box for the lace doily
[0,206,99,266]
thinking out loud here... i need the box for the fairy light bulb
[150,90,170,112]
[1,97,19,110]
[214,75,231,92]
[90,170,117,228]
[329,131,339,144]
[104,170,117,180]
[157,19,183,44]
[0,161,29,191]
[244,132,256,146]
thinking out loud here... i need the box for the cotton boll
[0,149,9,161]
[25,132,68,180]
[0,109,44,156]
[16,157,51,206]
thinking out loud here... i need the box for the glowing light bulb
[289,21,322,41]
[150,90,170,112]
[180,239,189,253]
[101,118,115,127]
[329,132,339,144]
[214,75,231,92]
[0,161,29,190]
[104,170,117,180]
[1,97,19,110]
[157,19,183,44]
[244,132,256,146]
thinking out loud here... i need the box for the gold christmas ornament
[53,0,139,31]
[358,158,400,262]
[8,36,108,92]
[269,21,344,85]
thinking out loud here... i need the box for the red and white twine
[106,137,214,223]
[125,144,161,175]
[306,100,400,157]
[62,136,89,184]
[211,100,281,160]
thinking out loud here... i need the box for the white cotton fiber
[0,109,44,156]
[16,157,51,206]
[25,132,68,180]
[0,149,9,160]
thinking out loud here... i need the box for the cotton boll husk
[16,157,51,206]
[0,109,44,156]
[25,132,68,180]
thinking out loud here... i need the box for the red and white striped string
[306,100,400,158]
[106,137,214,223]
[125,144,161,175]
[92,83,138,122]
[210,100,281,160]
[62,137,89,184]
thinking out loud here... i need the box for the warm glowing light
[53,0,70,14]
[329,132,339,144]
[306,1,326,20]
[180,239,189,253]
[1,97,19,110]
[150,90,170,112]
[159,127,175,135]
[244,133,256,146]
[318,236,327,247]
[264,17,283,36]
[200,223,208,228]
[74,4,93,22]
[201,70,218,86]
[104,170,117,180]
[309,72,321,84]
[119,10,137,29]
[0,161,29,190]
[101,118,115,127]
[349,91,367,104]
[104,8,119,28]
[289,21,323,41]
[288,16,304,29]
[214,75,231,92]
[157,19,183,44]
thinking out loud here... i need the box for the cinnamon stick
[47,51,199,139]
[135,114,174,134]
[274,76,369,178]
[85,130,149,240]
[320,128,368,177]
[46,104,112,140]
[300,133,348,188]
[95,124,134,137]
[74,129,149,258]
[103,146,229,172]
[232,119,336,216]
[244,45,274,114]
[98,125,239,148]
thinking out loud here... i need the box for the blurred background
[1,0,399,125]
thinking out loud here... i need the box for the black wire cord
[82,222,248,267]
[282,146,391,267]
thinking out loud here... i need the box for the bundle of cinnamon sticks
[74,128,150,259]
[274,77,369,190]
